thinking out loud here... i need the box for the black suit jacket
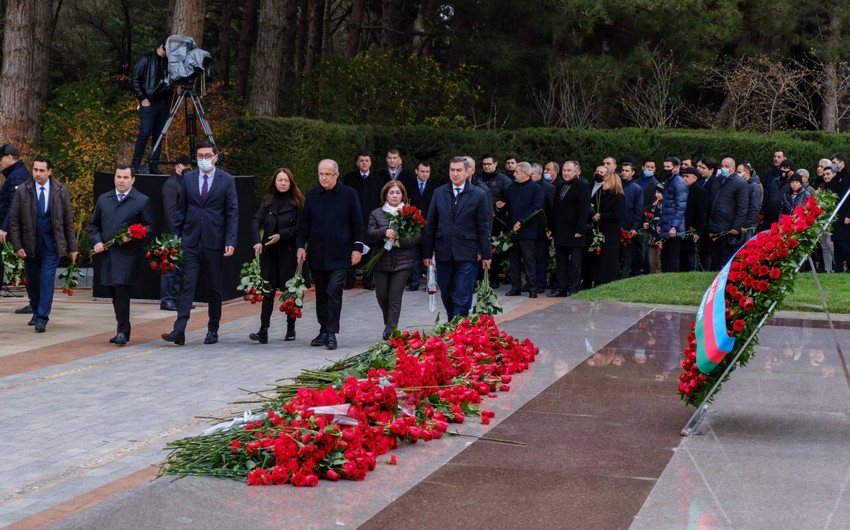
[551,177,591,248]
[88,188,155,285]
[175,168,239,250]
[296,181,365,270]
[422,181,492,262]
[401,174,440,216]
[343,170,388,226]
[375,167,414,183]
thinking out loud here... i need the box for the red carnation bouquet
[145,234,182,274]
[104,223,147,249]
[278,260,306,319]
[363,204,426,273]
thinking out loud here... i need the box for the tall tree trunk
[305,0,322,74]
[250,0,285,116]
[345,0,365,58]
[381,0,402,49]
[823,61,838,132]
[214,0,234,83]
[321,0,331,54]
[119,0,132,72]
[169,0,207,46]
[279,0,298,112]
[0,0,52,144]
[234,0,259,103]
[418,0,436,56]
[821,14,842,132]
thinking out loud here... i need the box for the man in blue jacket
[162,142,238,346]
[659,157,688,273]
[0,144,33,312]
[423,157,492,319]
[297,159,364,350]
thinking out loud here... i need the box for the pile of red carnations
[160,315,538,486]
[678,191,836,407]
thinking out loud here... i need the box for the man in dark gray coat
[707,157,749,270]
[159,156,191,311]
[89,165,155,345]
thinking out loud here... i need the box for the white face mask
[197,158,214,172]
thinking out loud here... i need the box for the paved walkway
[2,283,850,529]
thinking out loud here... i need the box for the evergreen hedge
[222,117,850,204]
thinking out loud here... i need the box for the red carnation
[733,319,746,333]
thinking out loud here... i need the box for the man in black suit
[375,148,415,182]
[8,156,78,332]
[401,160,438,291]
[422,156,492,320]
[159,156,191,311]
[89,165,155,346]
[530,163,556,292]
[342,153,385,290]
[548,160,590,297]
[297,159,365,350]
[162,142,238,346]
[0,144,34,314]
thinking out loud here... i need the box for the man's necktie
[117,193,125,202]
[419,181,425,196]
[38,187,46,214]
[201,174,209,202]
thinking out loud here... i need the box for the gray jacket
[367,207,421,272]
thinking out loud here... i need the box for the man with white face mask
[162,142,238,346]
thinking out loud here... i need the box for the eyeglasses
[197,153,215,160]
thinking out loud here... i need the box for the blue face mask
[543,173,552,181]
[718,167,730,178]
[643,170,654,178]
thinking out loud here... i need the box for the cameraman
[131,36,171,174]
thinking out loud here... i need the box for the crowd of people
[2,144,849,349]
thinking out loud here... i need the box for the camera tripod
[148,86,217,170]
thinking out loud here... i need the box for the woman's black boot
[285,318,296,341]
[250,325,269,344]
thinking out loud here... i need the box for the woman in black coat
[249,168,304,344]
[591,170,625,285]
[367,180,421,340]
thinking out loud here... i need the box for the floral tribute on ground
[678,190,837,407]
[159,315,538,486]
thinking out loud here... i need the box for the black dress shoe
[28,318,36,326]
[382,329,392,341]
[114,332,129,346]
[325,332,337,350]
[15,304,33,314]
[505,288,522,296]
[160,302,177,311]
[311,332,329,347]
[162,330,185,345]
[528,291,537,298]
[547,290,567,298]
[34,323,46,333]
[109,333,130,343]
[204,331,218,344]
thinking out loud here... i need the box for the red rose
[769,268,781,280]
[733,319,746,333]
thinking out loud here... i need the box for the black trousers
[509,239,537,290]
[373,269,409,333]
[174,246,223,333]
[312,268,346,334]
[661,237,681,272]
[555,246,583,294]
[109,284,131,335]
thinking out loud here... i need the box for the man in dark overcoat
[89,165,155,345]
[548,160,590,297]
[297,159,365,350]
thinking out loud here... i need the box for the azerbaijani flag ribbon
[695,254,739,374]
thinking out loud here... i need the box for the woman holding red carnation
[367,180,421,340]
[249,168,304,344]
[88,165,154,346]
[590,169,625,284]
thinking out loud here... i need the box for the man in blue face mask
[162,142,239,346]
[705,157,748,270]
[638,159,660,211]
